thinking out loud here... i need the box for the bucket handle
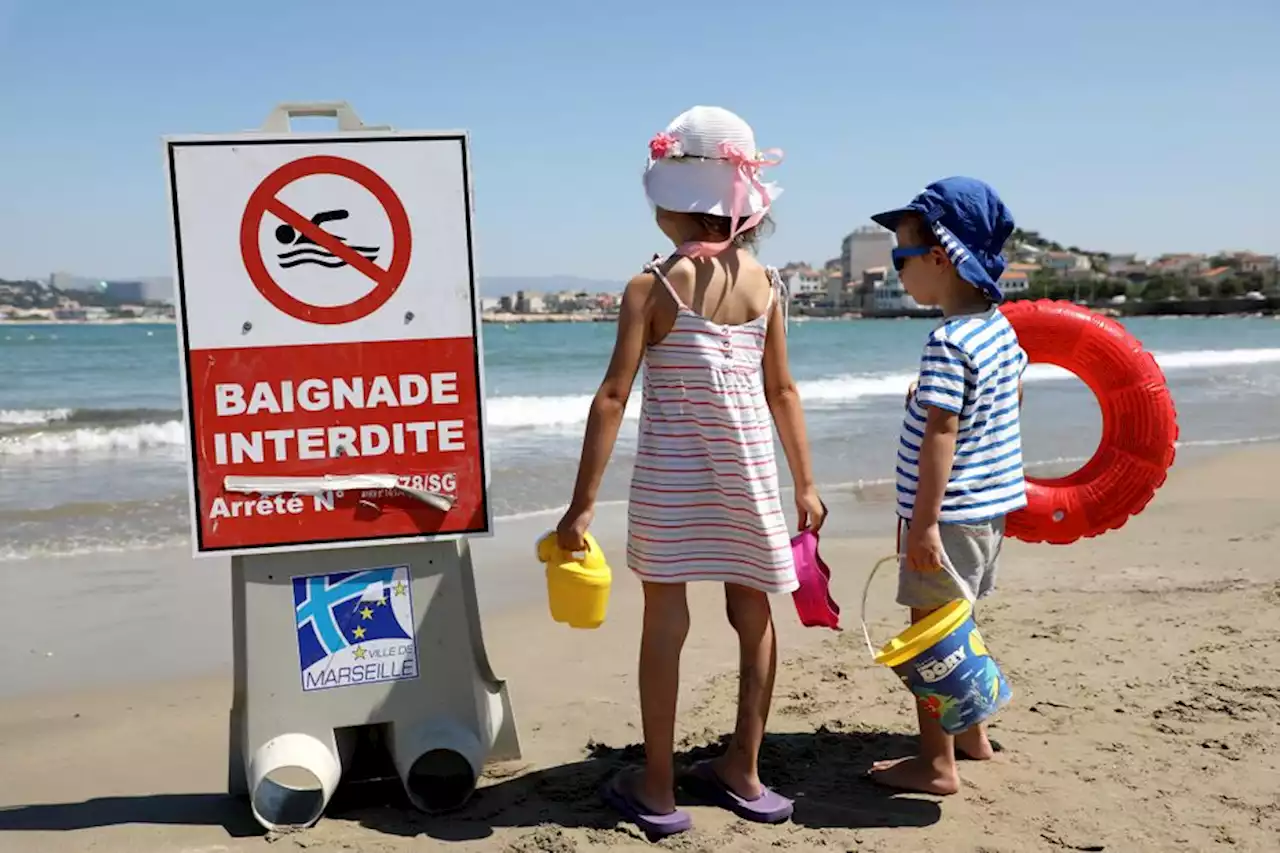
[536,529,596,562]
[859,548,978,660]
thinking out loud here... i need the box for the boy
[866,176,1027,795]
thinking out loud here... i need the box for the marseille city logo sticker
[293,565,418,692]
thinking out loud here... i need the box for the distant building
[46,272,173,304]
[859,266,919,312]
[479,297,499,313]
[870,267,918,312]
[858,267,886,311]
[545,290,578,311]
[47,274,148,303]
[998,270,1030,294]
[1229,252,1279,275]
[105,281,146,302]
[824,269,845,307]
[1150,254,1209,275]
[1041,251,1093,279]
[515,290,545,313]
[777,262,807,281]
[49,272,99,292]
[841,226,894,293]
[1006,262,1041,276]
[785,267,826,304]
[1104,254,1148,278]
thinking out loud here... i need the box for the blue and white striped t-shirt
[897,308,1028,524]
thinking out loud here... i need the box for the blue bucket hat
[870,176,1015,303]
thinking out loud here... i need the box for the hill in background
[3,273,622,305]
[477,275,621,299]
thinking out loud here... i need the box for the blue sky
[1,0,1277,282]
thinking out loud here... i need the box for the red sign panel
[188,338,486,551]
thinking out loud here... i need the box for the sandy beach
[2,445,1278,852]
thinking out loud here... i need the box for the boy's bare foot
[955,728,998,761]
[867,756,960,795]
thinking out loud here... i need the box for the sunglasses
[891,246,932,272]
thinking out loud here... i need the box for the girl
[555,105,825,837]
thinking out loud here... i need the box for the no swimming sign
[164,131,491,556]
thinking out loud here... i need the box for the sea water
[2,316,1279,561]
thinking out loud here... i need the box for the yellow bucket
[537,531,612,629]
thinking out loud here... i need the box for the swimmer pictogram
[274,209,381,269]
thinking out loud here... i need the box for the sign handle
[260,101,390,133]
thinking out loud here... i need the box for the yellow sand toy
[537,530,612,629]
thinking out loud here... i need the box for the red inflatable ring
[998,300,1178,545]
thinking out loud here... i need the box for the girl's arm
[762,298,825,531]
[556,273,653,548]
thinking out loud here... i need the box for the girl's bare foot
[867,755,961,796]
[635,768,678,814]
[710,756,764,801]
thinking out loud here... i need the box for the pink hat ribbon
[677,141,784,258]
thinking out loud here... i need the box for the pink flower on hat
[649,131,682,160]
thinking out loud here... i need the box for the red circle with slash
[239,155,412,325]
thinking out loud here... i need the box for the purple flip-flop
[680,761,794,824]
[601,772,693,839]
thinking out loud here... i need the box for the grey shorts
[897,517,1005,610]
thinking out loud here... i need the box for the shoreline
[2,434,1277,567]
[5,437,1272,568]
[0,444,1277,851]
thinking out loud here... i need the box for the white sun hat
[642,105,784,257]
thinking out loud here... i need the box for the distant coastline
[4,299,1275,329]
[482,312,616,324]
[1,317,175,326]
[482,295,1280,324]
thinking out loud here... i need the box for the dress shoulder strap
[766,265,789,335]
[643,254,688,312]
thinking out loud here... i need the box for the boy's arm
[1017,342,1027,407]
[906,338,968,570]
[911,406,961,533]
[906,405,960,571]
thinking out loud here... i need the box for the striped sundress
[625,261,798,595]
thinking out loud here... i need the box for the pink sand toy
[789,529,840,630]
